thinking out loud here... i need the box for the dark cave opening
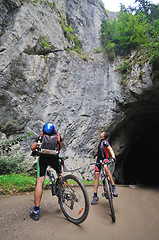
[123,123,159,186]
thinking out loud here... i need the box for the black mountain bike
[46,156,89,225]
[92,159,116,222]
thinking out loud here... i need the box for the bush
[116,59,131,74]
[0,153,27,175]
[100,11,149,59]
[99,0,105,9]
[100,1,159,60]
[149,50,159,83]
[0,133,33,175]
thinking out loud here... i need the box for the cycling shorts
[37,155,61,177]
[95,158,109,172]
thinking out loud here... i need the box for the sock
[94,193,97,197]
[34,206,40,211]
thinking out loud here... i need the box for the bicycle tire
[104,177,116,222]
[58,174,89,225]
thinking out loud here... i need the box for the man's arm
[58,133,63,149]
[107,145,115,159]
[59,141,62,149]
[31,142,38,152]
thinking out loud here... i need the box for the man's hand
[112,157,117,163]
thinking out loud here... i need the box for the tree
[100,8,149,58]
[100,1,159,60]
[129,0,159,21]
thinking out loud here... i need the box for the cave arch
[123,123,159,186]
[110,87,159,186]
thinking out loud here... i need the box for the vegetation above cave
[100,0,159,83]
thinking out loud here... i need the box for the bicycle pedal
[102,192,109,199]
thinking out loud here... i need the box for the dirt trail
[0,186,159,240]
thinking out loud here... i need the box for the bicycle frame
[93,160,116,222]
[101,163,110,180]
[47,169,60,196]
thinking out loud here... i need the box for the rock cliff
[0,0,159,183]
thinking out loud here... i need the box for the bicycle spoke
[62,182,84,216]
[59,175,89,224]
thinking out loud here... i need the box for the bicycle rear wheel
[104,177,116,222]
[58,174,89,225]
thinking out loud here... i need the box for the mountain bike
[92,159,116,222]
[46,156,89,225]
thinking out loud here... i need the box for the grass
[0,174,50,195]
[82,180,102,185]
[0,174,99,195]
[65,179,98,186]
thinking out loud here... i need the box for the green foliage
[0,174,50,194]
[116,59,132,84]
[73,36,83,54]
[100,1,159,60]
[100,10,150,58]
[31,0,83,54]
[45,0,52,7]
[128,0,159,21]
[116,59,131,74]
[100,0,159,84]
[0,174,96,195]
[47,1,83,54]
[0,133,33,175]
[40,35,51,50]
[93,48,104,53]
[58,18,83,54]
[99,0,105,9]
[58,18,74,41]
[32,0,40,6]
[149,50,159,83]
[0,154,26,175]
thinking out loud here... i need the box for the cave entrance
[123,122,159,186]
[111,87,159,187]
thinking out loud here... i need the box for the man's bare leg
[34,176,45,207]
[104,165,118,197]
[104,165,115,185]
[91,172,100,205]
[94,172,100,193]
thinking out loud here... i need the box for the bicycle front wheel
[104,177,116,222]
[58,174,89,225]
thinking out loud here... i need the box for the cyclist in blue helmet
[30,123,63,221]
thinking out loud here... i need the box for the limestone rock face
[0,0,159,182]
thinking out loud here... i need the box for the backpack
[38,133,60,156]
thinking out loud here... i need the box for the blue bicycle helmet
[43,122,55,135]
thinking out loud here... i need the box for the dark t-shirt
[97,139,110,160]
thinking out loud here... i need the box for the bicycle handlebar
[90,159,115,166]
